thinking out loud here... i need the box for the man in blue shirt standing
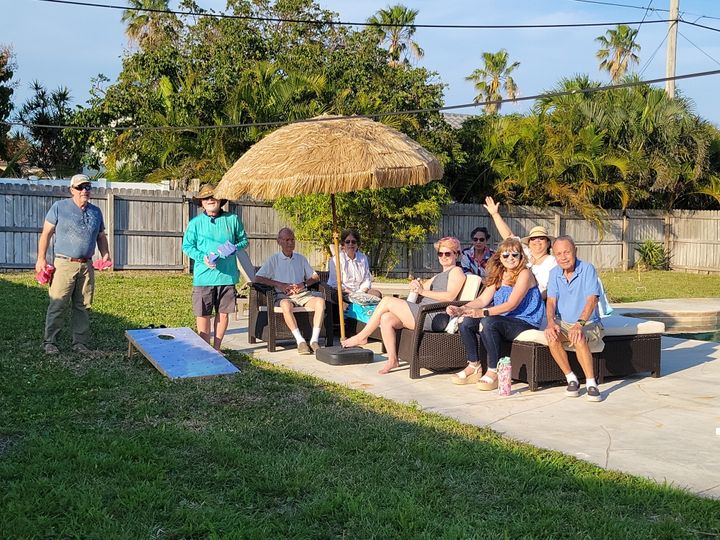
[35,174,111,355]
[182,184,248,350]
[545,235,605,402]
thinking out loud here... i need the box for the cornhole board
[125,327,239,380]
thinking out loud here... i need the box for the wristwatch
[576,319,587,326]
[482,308,490,318]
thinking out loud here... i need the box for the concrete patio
[222,300,720,499]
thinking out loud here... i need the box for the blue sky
[4,0,720,126]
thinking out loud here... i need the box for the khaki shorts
[274,290,323,307]
[555,317,605,353]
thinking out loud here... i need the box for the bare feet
[341,334,368,348]
[378,360,399,374]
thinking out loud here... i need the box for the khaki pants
[44,258,94,347]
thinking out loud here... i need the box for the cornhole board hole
[126,327,240,380]
[315,345,374,365]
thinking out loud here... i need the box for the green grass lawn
[1,271,718,538]
[600,270,720,303]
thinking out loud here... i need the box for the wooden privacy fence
[1,184,718,276]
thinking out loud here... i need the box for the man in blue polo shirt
[35,174,111,355]
[545,235,604,402]
[182,184,249,350]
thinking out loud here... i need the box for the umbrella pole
[330,194,346,341]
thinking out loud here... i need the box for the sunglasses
[73,184,92,191]
[501,251,521,259]
[344,239,358,245]
[472,237,486,242]
[437,251,455,257]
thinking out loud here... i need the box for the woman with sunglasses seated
[459,226,494,278]
[448,238,544,389]
[327,228,382,301]
[342,237,466,374]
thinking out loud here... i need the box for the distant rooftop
[442,112,475,129]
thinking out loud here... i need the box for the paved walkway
[223,300,720,499]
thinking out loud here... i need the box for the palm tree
[121,0,176,49]
[465,50,520,114]
[367,4,424,66]
[595,24,641,83]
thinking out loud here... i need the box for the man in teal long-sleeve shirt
[182,184,248,349]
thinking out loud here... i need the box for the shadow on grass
[0,274,719,538]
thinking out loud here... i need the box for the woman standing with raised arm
[485,196,614,316]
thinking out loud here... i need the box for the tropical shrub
[635,240,670,271]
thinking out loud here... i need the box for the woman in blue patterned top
[448,238,544,390]
[459,226,494,279]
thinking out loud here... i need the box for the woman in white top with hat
[484,196,556,297]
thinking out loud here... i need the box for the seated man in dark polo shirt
[35,174,111,355]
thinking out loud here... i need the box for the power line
[628,0,653,66]
[569,0,720,22]
[638,25,670,77]
[571,0,668,11]
[4,68,719,133]
[678,31,720,68]
[681,20,720,33]
[35,0,673,29]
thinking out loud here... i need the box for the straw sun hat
[520,226,555,245]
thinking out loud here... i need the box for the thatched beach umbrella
[214,114,443,340]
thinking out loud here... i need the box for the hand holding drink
[92,259,113,271]
[407,276,421,303]
[36,264,55,285]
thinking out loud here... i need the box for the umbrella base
[315,345,374,365]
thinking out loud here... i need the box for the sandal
[476,371,498,391]
[452,362,482,385]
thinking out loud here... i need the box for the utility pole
[665,0,680,98]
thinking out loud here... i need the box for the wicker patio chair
[247,273,334,353]
[347,274,483,378]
